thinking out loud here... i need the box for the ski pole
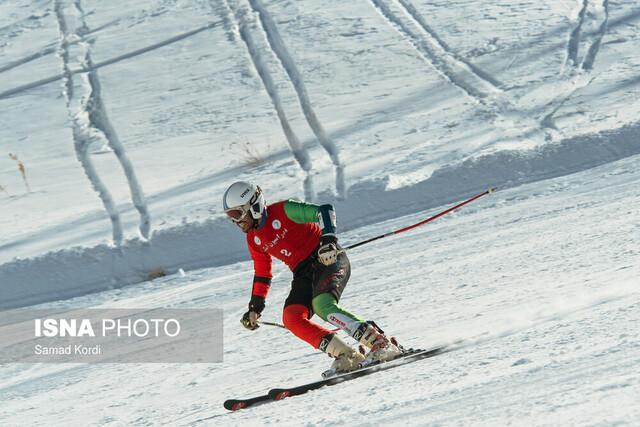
[258,320,286,329]
[345,188,495,251]
[258,320,340,332]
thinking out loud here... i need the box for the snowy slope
[1,0,640,425]
[1,154,639,425]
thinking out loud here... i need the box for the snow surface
[1,0,639,425]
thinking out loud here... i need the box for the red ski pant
[282,304,330,349]
[282,249,353,349]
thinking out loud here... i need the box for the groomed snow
[1,0,639,425]
[2,152,639,425]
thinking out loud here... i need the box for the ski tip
[223,400,247,411]
[232,402,247,411]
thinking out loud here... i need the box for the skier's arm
[243,243,272,330]
[249,244,272,310]
[284,200,339,266]
[283,200,337,238]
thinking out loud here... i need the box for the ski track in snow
[223,0,316,201]
[369,0,504,107]
[488,0,614,141]
[0,3,49,46]
[0,21,222,100]
[0,19,119,75]
[367,0,556,153]
[0,44,59,74]
[55,0,124,246]
[396,0,504,89]
[565,0,589,69]
[366,0,611,147]
[0,1,190,76]
[538,0,611,132]
[84,51,151,241]
[540,75,597,132]
[54,0,151,243]
[498,3,638,63]
[248,0,346,199]
[564,0,610,72]
[581,0,610,71]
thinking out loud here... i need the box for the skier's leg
[311,293,363,336]
[282,304,360,369]
[281,303,329,348]
[282,262,345,350]
[311,250,364,336]
[312,251,402,362]
[283,260,362,371]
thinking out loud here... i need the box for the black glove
[241,310,260,330]
[317,235,339,266]
[241,296,265,330]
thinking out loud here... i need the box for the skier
[223,181,402,373]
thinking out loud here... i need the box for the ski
[223,394,271,411]
[268,346,447,402]
[223,346,448,411]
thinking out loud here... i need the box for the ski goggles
[225,206,251,223]
[224,186,263,224]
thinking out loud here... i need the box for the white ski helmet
[223,181,266,221]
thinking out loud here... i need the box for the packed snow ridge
[2,119,639,309]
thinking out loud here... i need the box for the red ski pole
[344,188,495,250]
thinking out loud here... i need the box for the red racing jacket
[246,199,337,303]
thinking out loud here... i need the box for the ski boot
[319,333,365,378]
[353,321,403,368]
